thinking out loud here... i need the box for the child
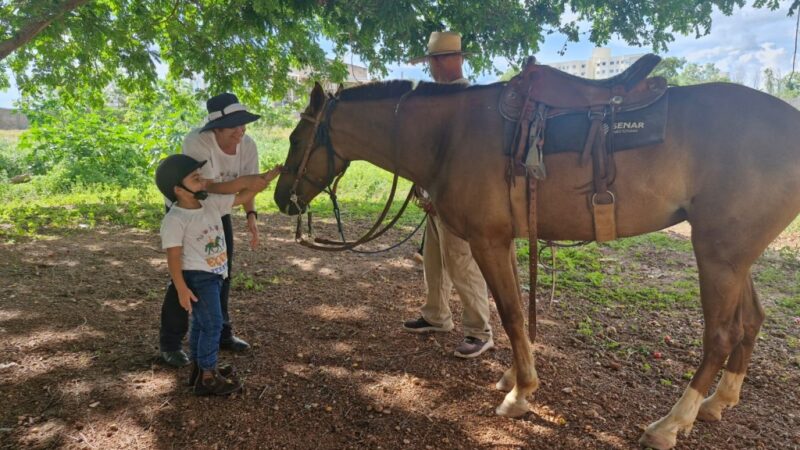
[155,154,280,395]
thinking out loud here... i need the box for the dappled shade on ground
[1,215,799,449]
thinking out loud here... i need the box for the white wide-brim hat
[408,31,469,64]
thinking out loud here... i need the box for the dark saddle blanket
[542,93,669,155]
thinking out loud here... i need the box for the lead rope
[537,240,591,310]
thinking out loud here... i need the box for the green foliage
[18,102,152,190]
[0,133,30,180]
[652,57,732,86]
[762,69,800,100]
[2,1,786,104]
[13,80,204,193]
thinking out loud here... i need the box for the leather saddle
[501,54,668,345]
[503,53,668,243]
[500,54,667,119]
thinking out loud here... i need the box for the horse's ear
[310,82,326,111]
[334,84,344,96]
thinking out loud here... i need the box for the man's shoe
[220,335,250,352]
[402,317,454,333]
[187,362,236,387]
[193,369,243,396]
[161,350,191,368]
[454,336,495,359]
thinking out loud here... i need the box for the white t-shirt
[181,128,259,215]
[160,194,236,278]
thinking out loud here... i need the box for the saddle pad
[543,93,668,155]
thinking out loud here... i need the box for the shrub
[16,81,204,193]
[0,138,29,181]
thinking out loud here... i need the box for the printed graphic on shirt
[217,170,239,183]
[196,224,228,275]
[205,235,224,254]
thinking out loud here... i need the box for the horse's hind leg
[640,233,758,450]
[697,275,764,421]
[470,238,538,417]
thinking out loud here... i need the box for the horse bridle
[287,94,346,208]
[286,92,419,252]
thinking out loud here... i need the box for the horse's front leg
[470,237,538,417]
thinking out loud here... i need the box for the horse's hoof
[696,401,723,422]
[495,378,514,392]
[638,428,676,450]
[495,398,529,418]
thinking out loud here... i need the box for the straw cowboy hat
[409,31,468,64]
[201,92,261,132]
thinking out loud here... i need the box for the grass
[0,129,22,141]
[516,236,700,311]
[0,188,165,240]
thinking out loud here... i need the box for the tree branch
[0,0,90,61]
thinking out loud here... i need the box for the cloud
[662,2,795,84]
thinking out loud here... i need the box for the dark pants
[159,214,234,352]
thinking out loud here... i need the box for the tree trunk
[0,0,90,61]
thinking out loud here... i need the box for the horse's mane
[413,81,470,96]
[338,80,414,102]
[338,80,501,102]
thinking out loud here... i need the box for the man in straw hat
[160,92,280,367]
[402,31,495,359]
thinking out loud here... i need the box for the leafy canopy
[652,57,732,85]
[0,0,795,104]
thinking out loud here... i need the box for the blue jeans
[159,214,234,352]
[184,270,224,371]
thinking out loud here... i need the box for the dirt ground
[1,215,799,449]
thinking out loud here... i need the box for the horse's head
[274,82,349,215]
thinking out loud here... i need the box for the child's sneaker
[187,362,236,387]
[193,369,243,396]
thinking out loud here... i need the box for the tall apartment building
[546,48,646,79]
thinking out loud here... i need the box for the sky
[0,1,797,108]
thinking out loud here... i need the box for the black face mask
[179,183,208,200]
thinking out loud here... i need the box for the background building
[286,62,370,103]
[546,47,646,79]
[0,107,28,130]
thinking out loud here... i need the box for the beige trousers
[421,215,492,341]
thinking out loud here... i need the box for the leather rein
[287,93,417,252]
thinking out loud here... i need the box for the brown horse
[274,80,800,449]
